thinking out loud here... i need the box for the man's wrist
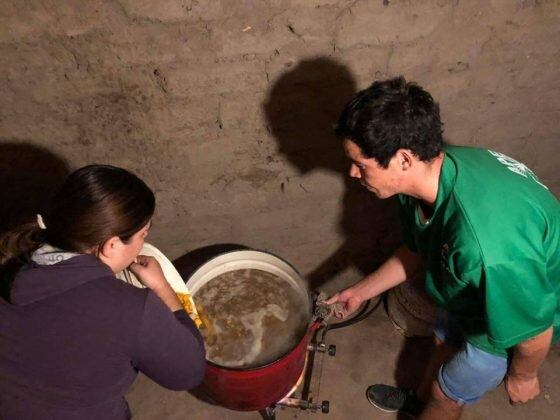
[349,283,368,303]
[508,368,538,380]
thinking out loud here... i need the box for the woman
[0,165,206,419]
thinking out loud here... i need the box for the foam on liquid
[193,268,309,368]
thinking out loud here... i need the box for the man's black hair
[334,76,443,168]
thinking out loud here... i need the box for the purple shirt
[0,255,206,419]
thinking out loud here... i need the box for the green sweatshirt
[399,146,560,356]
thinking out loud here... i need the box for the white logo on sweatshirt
[488,150,548,190]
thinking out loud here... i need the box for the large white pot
[186,249,312,318]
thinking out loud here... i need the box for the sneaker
[366,384,423,416]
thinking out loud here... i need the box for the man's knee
[431,380,462,408]
[419,381,463,419]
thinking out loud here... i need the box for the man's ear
[397,149,414,171]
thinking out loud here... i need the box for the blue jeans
[433,310,508,405]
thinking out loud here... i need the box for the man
[326,77,560,419]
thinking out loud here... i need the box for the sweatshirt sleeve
[131,291,206,390]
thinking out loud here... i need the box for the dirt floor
[127,270,560,420]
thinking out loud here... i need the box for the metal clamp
[313,291,343,325]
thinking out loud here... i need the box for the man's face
[343,139,402,199]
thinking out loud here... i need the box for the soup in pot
[193,268,309,368]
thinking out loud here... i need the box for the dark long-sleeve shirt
[0,254,206,419]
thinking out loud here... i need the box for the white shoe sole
[365,390,399,413]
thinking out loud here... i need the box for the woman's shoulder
[74,275,152,344]
[89,275,150,309]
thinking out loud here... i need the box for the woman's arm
[131,291,206,390]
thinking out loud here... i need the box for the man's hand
[325,288,364,319]
[505,373,540,404]
[506,327,552,405]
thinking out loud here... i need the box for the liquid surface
[193,269,309,368]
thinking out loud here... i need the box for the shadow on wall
[0,141,70,233]
[263,57,401,289]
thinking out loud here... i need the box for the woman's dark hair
[334,76,444,168]
[0,165,155,265]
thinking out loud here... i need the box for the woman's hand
[325,288,364,319]
[129,255,168,292]
[129,255,183,312]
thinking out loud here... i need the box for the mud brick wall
[1,1,558,284]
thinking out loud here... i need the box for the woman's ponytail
[0,219,44,265]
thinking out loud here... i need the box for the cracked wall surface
[1,0,559,280]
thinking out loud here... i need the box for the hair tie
[36,214,47,230]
